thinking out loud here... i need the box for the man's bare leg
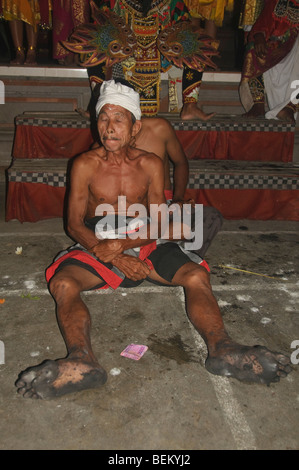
[15,266,107,399]
[24,23,37,65]
[180,102,215,121]
[180,67,215,121]
[9,20,25,65]
[153,263,291,385]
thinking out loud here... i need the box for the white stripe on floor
[175,288,257,450]
[0,232,69,237]
[192,333,257,450]
[208,374,257,450]
[0,282,298,297]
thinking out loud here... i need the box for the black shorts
[53,242,197,290]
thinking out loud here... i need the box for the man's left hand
[91,239,124,263]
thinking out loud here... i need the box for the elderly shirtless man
[92,79,223,259]
[16,80,291,399]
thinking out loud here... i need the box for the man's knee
[48,273,80,300]
[187,265,211,286]
[175,263,211,288]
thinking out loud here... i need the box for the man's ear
[132,119,142,136]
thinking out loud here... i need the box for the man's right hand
[112,254,151,281]
[253,32,267,59]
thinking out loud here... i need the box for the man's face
[97,104,139,152]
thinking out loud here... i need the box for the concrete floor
[0,179,299,451]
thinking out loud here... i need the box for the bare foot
[10,47,25,65]
[24,47,37,65]
[242,103,265,119]
[277,106,296,125]
[180,103,215,121]
[15,358,107,399]
[76,108,90,118]
[205,344,292,385]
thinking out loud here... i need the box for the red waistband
[45,242,156,290]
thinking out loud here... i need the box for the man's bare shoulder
[70,148,107,184]
[128,145,162,166]
[72,146,106,169]
[141,116,174,136]
[130,146,164,174]
[130,145,161,160]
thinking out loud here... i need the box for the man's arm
[67,153,123,259]
[164,120,189,203]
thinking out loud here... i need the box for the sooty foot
[15,359,107,399]
[205,344,292,385]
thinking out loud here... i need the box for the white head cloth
[96,80,141,120]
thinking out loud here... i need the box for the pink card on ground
[120,344,148,360]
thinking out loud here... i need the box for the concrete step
[0,67,298,165]
[8,158,299,190]
[6,157,299,222]
[10,111,296,162]
[187,159,299,190]
[0,124,15,169]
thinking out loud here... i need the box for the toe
[15,378,25,388]
[23,389,39,399]
[276,353,291,365]
[16,386,27,395]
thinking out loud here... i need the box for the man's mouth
[103,136,118,141]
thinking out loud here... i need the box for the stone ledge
[0,65,241,82]
[7,158,299,190]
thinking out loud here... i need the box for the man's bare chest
[89,164,149,208]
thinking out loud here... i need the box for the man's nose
[106,121,115,133]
